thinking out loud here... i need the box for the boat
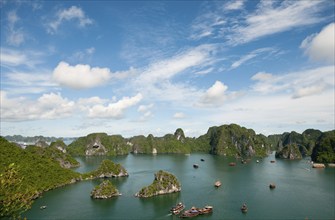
[198,205,213,214]
[256,160,259,163]
[179,207,200,218]
[269,183,276,189]
[40,205,47,209]
[240,204,248,213]
[270,160,276,163]
[229,162,236,166]
[214,181,221,187]
[200,158,205,162]
[193,164,199,168]
[170,202,185,215]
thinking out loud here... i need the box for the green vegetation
[275,144,302,159]
[311,131,335,163]
[90,180,120,199]
[67,133,130,156]
[0,137,81,218]
[83,159,128,179]
[25,141,79,168]
[136,170,181,198]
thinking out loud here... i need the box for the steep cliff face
[135,170,181,198]
[67,133,130,156]
[206,124,269,157]
[90,180,121,199]
[275,144,302,159]
[84,159,128,179]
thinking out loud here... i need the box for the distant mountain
[4,135,77,145]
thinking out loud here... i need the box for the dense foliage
[83,159,128,179]
[311,131,335,163]
[67,133,130,156]
[136,170,181,198]
[0,137,81,218]
[275,144,302,159]
[90,180,120,199]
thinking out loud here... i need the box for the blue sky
[1,0,334,138]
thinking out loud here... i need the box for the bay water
[24,153,335,219]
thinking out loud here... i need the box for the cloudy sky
[1,0,334,138]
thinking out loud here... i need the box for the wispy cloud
[47,6,93,34]
[224,0,244,11]
[6,10,25,46]
[0,48,43,68]
[251,66,334,99]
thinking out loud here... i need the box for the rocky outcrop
[84,159,128,179]
[90,180,121,199]
[85,140,107,156]
[135,170,181,198]
[35,140,49,148]
[275,144,302,159]
[311,130,335,163]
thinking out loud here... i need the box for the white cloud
[6,10,25,46]
[0,48,43,68]
[300,23,335,64]
[48,6,93,33]
[0,91,75,121]
[224,1,244,10]
[229,1,326,45]
[200,81,228,106]
[53,61,111,89]
[88,93,143,119]
[70,47,95,62]
[173,112,186,119]
[137,103,154,121]
[251,66,334,99]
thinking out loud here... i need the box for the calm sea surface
[24,153,335,220]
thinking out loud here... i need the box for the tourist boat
[198,205,213,214]
[214,181,221,187]
[40,205,47,209]
[240,204,248,213]
[193,164,199,168]
[170,202,185,215]
[269,183,276,189]
[229,162,236,166]
[179,207,200,218]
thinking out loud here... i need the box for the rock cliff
[90,180,121,199]
[84,159,128,179]
[275,144,302,159]
[135,170,181,198]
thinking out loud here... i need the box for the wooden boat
[240,204,248,213]
[270,160,276,163]
[40,205,47,209]
[214,181,221,187]
[179,207,200,218]
[170,202,185,215]
[229,162,236,166]
[256,160,259,163]
[193,164,199,168]
[269,183,276,189]
[198,205,213,214]
[200,158,205,162]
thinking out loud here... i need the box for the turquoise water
[24,153,335,219]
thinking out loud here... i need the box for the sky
[0,0,334,138]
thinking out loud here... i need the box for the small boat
[214,181,221,187]
[180,207,200,218]
[40,205,47,210]
[170,202,185,215]
[200,158,205,162]
[270,160,276,163]
[229,162,236,166]
[269,183,276,189]
[241,159,246,164]
[240,204,248,213]
[256,160,259,163]
[193,164,199,168]
[198,205,213,214]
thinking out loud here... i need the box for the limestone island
[83,159,128,179]
[135,170,181,198]
[91,180,121,199]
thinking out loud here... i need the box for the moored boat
[240,204,248,213]
[193,164,199,168]
[270,160,276,163]
[229,162,236,166]
[200,159,205,162]
[180,207,200,218]
[170,202,185,215]
[269,183,276,189]
[198,205,213,214]
[40,205,47,210]
[214,181,221,187]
